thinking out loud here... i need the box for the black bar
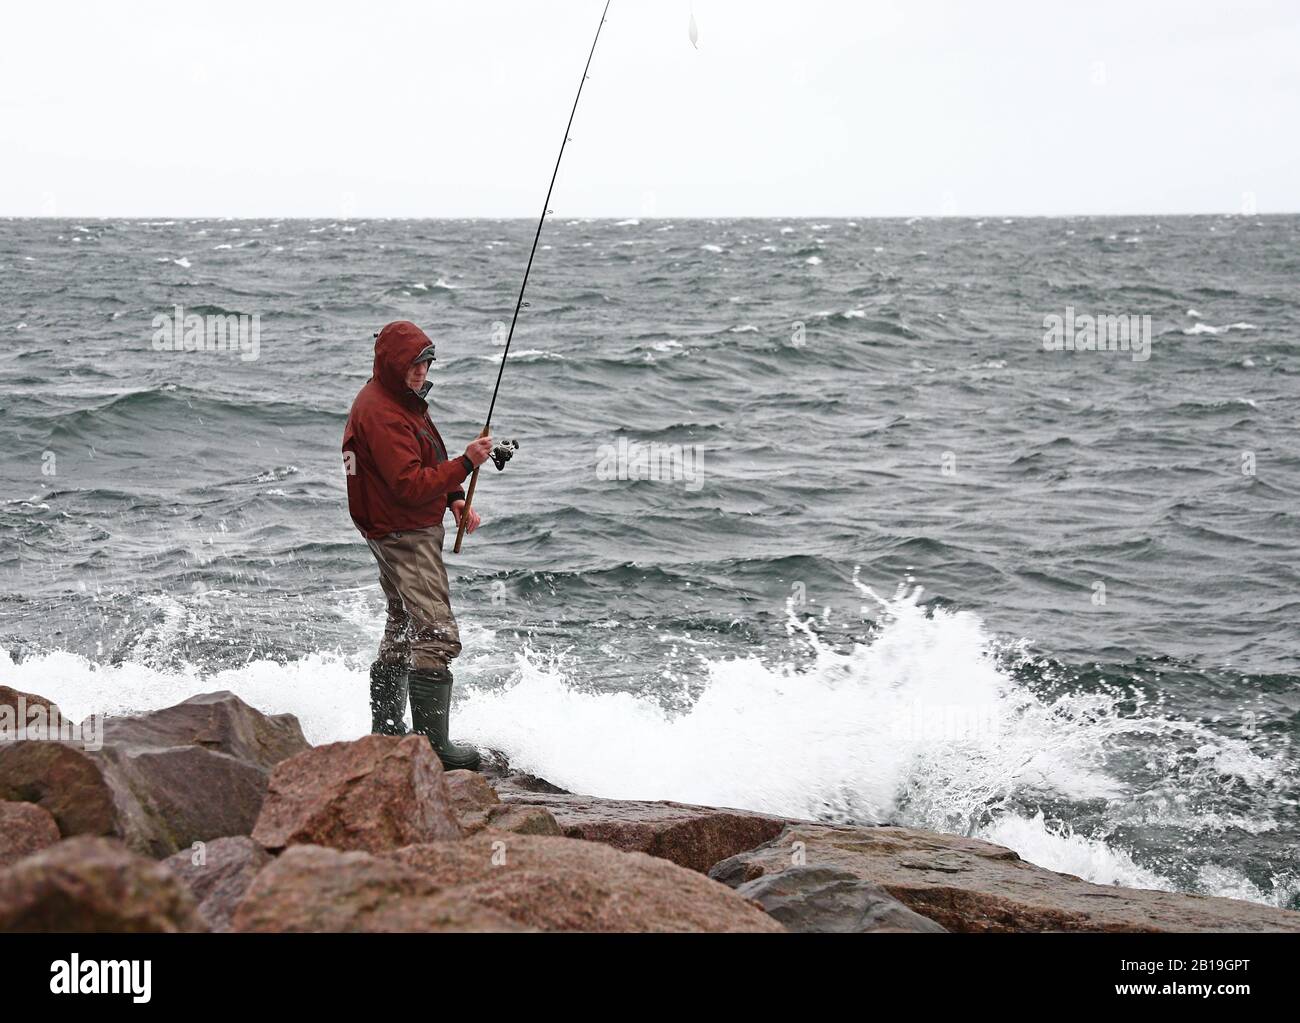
[1,932,1293,1010]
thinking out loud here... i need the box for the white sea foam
[0,645,368,746]
[980,813,1174,891]
[1194,865,1300,909]
[1181,322,1257,335]
[454,584,1135,831]
[453,581,1291,902]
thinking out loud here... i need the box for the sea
[1,215,1297,908]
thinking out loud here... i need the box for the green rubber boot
[369,660,409,736]
[408,666,481,771]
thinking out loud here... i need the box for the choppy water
[1,216,1297,908]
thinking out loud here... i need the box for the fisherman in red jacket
[342,320,493,770]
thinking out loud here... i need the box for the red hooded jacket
[343,321,470,539]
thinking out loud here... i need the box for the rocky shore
[1,686,1297,933]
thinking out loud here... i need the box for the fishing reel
[490,438,520,471]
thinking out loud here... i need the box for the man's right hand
[464,435,494,467]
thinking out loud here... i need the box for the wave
[30,388,347,435]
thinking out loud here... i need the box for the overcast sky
[2,0,1297,217]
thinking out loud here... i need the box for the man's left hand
[450,500,482,533]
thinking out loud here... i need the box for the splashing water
[453,574,1295,901]
[457,579,1136,821]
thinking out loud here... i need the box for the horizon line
[3,211,1298,221]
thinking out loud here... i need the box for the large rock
[0,742,119,838]
[252,734,462,854]
[445,769,500,818]
[100,691,310,771]
[710,823,1300,933]
[0,691,310,859]
[163,836,272,932]
[0,801,61,868]
[230,844,525,933]
[494,786,786,873]
[0,740,268,859]
[387,830,785,933]
[110,746,269,855]
[444,771,560,835]
[735,866,947,932]
[0,836,205,932]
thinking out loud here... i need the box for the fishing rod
[453,0,613,554]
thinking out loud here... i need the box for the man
[342,320,493,770]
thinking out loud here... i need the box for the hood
[372,321,435,398]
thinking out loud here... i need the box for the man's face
[405,359,430,392]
